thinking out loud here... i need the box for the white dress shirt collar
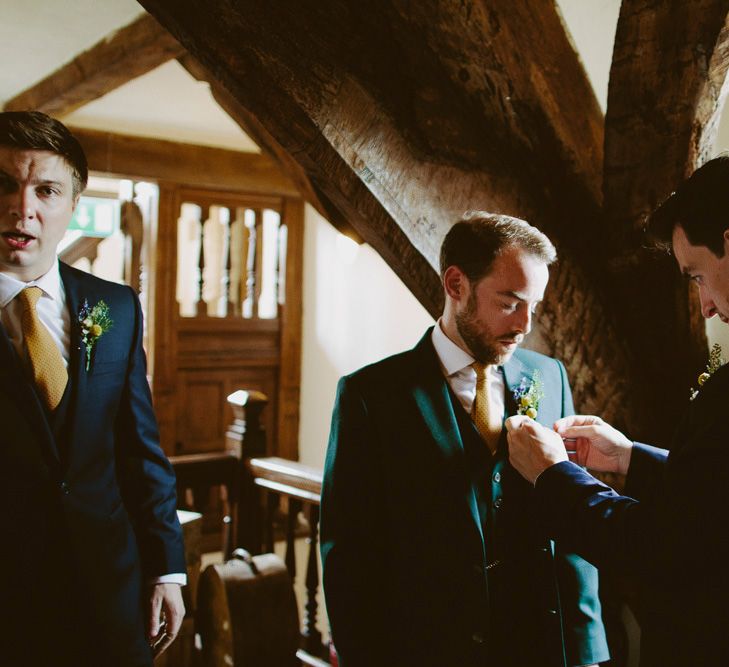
[431,319,475,376]
[0,260,63,307]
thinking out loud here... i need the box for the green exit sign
[69,197,120,237]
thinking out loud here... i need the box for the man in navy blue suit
[0,111,185,666]
[506,156,729,666]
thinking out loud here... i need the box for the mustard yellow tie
[472,362,502,453]
[18,287,68,410]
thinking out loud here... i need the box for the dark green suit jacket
[321,330,609,666]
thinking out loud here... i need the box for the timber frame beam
[71,127,299,195]
[4,14,185,116]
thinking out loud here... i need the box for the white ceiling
[63,61,260,152]
[0,0,144,103]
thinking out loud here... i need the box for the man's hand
[147,583,185,657]
[506,415,568,485]
[554,415,633,475]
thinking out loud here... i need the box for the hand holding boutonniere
[690,343,725,401]
[78,299,113,371]
[513,370,544,419]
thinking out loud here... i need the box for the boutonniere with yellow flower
[513,370,544,419]
[78,299,113,371]
[690,343,725,401]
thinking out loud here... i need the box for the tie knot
[18,286,43,310]
[471,361,490,381]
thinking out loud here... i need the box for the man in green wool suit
[320,213,610,667]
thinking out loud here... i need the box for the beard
[455,291,521,365]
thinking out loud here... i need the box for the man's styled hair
[439,211,557,282]
[0,111,88,198]
[645,155,729,257]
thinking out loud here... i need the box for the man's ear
[443,265,468,301]
[723,228,729,248]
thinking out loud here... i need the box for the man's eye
[501,301,518,311]
[37,186,57,196]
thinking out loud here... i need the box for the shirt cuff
[150,573,187,585]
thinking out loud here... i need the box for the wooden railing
[248,456,328,664]
[171,389,331,665]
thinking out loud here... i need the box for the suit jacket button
[493,497,502,509]
[493,472,501,483]
[60,482,70,495]
[471,632,485,644]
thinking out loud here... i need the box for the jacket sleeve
[320,375,387,666]
[624,441,668,503]
[552,360,610,666]
[115,287,186,578]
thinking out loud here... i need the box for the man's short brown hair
[0,111,88,198]
[439,211,557,282]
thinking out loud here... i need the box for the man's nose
[514,306,532,334]
[8,188,36,221]
[699,285,718,319]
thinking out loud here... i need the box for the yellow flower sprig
[78,299,113,371]
[690,343,725,401]
[514,370,544,419]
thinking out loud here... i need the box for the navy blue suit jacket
[0,263,184,666]
[534,362,729,666]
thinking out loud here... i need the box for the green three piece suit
[321,329,609,666]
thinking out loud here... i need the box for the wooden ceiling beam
[136,0,608,293]
[71,127,299,196]
[137,0,638,430]
[604,0,729,241]
[3,14,185,116]
[599,1,729,439]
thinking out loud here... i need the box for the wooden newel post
[226,389,269,553]
[226,389,268,458]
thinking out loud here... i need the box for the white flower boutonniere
[690,343,725,401]
[513,370,545,419]
[78,299,113,371]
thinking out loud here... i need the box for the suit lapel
[59,263,87,461]
[410,330,485,548]
[502,354,528,419]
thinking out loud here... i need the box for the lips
[2,231,36,250]
[499,338,522,347]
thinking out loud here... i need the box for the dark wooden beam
[71,127,299,196]
[605,0,729,243]
[601,1,729,440]
[4,14,185,116]
[137,0,607,288]
[138,0,638,428]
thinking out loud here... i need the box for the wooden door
[152,185,303,460]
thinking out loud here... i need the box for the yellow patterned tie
[18,287,68,410]
[471,362,502,453]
